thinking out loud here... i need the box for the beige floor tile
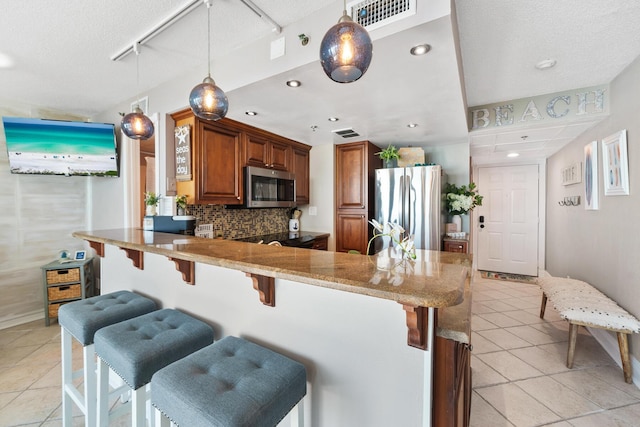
[502,310,547,325]
[472,301,497,315]
[505,325,561,346]
[477,351,544,381]
[0,361,55,393]
[0,387,60,425]
[29,363,62,390]
[479,312,525,328]
[543,422,573,426]
[481,299,521,312]
[516,376,601,418]
[509,346,571,375]
[481,290,515,300]
[586,366,640,400]
[476,383,562,427]
[471,333,503,354]
[469,391,514,427]
[0,345,41,368]
[18,342,61,369]
[569,402,640,426]
[472,355,509,387]
[551,370,639,409]
[477,329,533,350]
[527,306,564,322]
[0,391,19,411]
[500,296,542,310]
[530,322,571,343]
[539,338,615,369]
[472,315,499,331]
[10,326,60,347]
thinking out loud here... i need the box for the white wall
[0,102,92,328]
[546,54,640,363]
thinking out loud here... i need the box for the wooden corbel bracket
[245,273,275,307]
[88,240,104,257]
[168,257,195,285]
[119,247,143,270]
[401,304,438,350]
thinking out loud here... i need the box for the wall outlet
[308,206,317,216]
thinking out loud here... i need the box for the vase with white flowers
[444,182,483,232]
[366,219,416,259]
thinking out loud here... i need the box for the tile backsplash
[187,205,291,239]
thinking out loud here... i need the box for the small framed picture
[74,250,86,261]
[602,129,629,196]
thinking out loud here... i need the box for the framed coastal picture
[602,130,629,196]
[584,141,598,210]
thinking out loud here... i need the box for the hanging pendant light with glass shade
[121,44,154,140]
[189,0,228,121]
[320,0,373,83]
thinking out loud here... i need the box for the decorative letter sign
[469,85,608,131]
[175,125,192,181]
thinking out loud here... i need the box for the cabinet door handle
[237,196,241,200]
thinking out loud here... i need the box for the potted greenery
[144,191,160,216]
[176,195,188,216]
[375,144,400,168]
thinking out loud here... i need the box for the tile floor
[0,274,638,426]
[470,274,640,426]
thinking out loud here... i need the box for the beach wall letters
[469,85,608,131]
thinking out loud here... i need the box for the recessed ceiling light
[328,117,339,122]
[286,80,301,87]
[535,59,556,70]
[507,152,520,158]
[245,110,257,116]
[407,123,418,128]
[410,44,431,56]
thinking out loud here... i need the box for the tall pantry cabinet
[335,141,381,254]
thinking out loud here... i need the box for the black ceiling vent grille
[332,128,361,139]
[347,0,416,31]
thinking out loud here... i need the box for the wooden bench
[539,276,640,383]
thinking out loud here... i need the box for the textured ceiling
[1,0,640,165]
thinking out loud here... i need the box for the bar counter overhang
[73,228,471,426]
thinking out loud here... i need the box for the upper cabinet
[170,109,311,206]
[245,132,291,171]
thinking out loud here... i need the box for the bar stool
[58,290,157,427]
[94,308,214,427]
[151,336,307,427]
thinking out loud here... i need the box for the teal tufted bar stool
[57,290,157,427]
[94,308,214,427]
[151,336,307,427]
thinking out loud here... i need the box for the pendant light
[189,0,228,121]
[319,0,373,83]
[121,44,154,140]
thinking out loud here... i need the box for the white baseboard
[588,326,640,387]
[0,310,44,330]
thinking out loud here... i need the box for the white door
[476,165,539,276]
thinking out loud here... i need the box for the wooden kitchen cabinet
[443,238,468,253]
[171,109,311,206]
[172,109,244,205]
[433,336,472,427]
[291,145,310,205]
[335,141,381,254]
[245,131,290,171]
[311,235,328,250]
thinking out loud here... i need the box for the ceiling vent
[347,0,416,31]
[332,128,361,138]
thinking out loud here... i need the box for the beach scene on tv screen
[3,117,118,176]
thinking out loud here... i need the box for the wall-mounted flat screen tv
[2,116,119,177]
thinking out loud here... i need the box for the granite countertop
[73,228,470,310]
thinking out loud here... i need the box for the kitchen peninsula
[73,228,471,426]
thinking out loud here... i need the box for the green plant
[175,194,188,210]
[375,145,400,162]
[444,182,483,215]
[144,192,160,206]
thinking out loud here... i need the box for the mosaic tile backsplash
[187,205,291,239]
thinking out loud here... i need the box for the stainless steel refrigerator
[374,165,443,252]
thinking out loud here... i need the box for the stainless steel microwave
[244,166,296,208]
